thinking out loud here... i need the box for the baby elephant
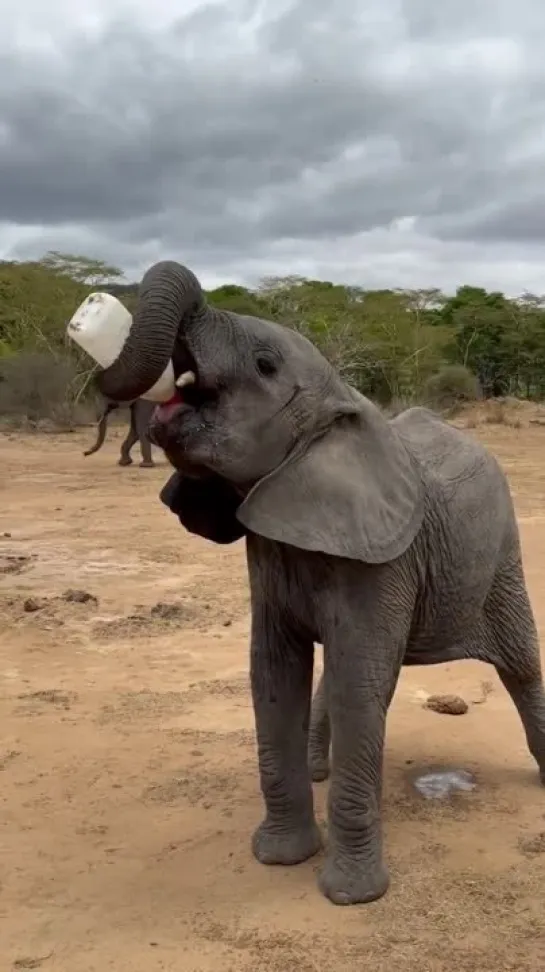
[90,259,545,907]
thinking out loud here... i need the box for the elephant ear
[237,398,424,564]
[160,471,245,545]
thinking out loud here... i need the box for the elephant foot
[309,758,330,783]
[118,456,133,466]
[252,819,322,866]
[139,460,155,468]
[318,854,389,906]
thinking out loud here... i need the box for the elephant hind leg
[119,404,140,466]
[485,562,545,784]
[308,673,331,782]
[497,672,545,784]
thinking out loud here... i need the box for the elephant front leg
[251,616,322,867]
[319,629,404,906]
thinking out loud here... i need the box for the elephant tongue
[155,391,183,423]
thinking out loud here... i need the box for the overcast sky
[2,0,545,293]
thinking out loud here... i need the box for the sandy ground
[2,420,545,972]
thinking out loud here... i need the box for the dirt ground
[2,418,545,972]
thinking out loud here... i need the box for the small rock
[3,531,11,538]
[223,619,232,627]
[424,694,469,716]
[23,597,44,614]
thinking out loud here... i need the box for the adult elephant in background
[83,398,155,467]
[89,260,545,906]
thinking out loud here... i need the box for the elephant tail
[83,401,119,457]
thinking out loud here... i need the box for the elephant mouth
[153,336,209,420]
[147,400,202,462]
[148,343,218,466]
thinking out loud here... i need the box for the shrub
[424,364,482,412]
[0,351,95,430]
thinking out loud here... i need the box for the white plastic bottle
[67,292,175,402]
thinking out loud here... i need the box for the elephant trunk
[95,261,205,402]
[83,401,118,457]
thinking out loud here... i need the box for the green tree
[207,283,269,317]
[440,286,512,397]
[40,251,124,286]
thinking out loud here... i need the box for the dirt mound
[62,588,98,605]
[16,689,77,711]
[0,552,36,575]
[0,588,100,633]
[92,600,198,641]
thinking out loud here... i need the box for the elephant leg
[135,402,155,467]
[118,407,138,466]
[486,563,545,784]
[250,607,321,867]
[498,672,545,784]
[318,619,405,906]
[308,673,331,782]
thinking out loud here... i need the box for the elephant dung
[423,694,469,715]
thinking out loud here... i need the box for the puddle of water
[413,769,476,800]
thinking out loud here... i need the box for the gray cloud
[2,0,545,292]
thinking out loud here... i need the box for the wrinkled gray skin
[94,260,545,906]
[308,673,330,782]
[83,398,155,467]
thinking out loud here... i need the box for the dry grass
[0,351,96,431]
[451,396,545,430]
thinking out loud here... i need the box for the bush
[0,351,95,430]
[423,364,482,412]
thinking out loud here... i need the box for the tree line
[1,251,545,425]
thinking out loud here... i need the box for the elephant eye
[256,355,278,378]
